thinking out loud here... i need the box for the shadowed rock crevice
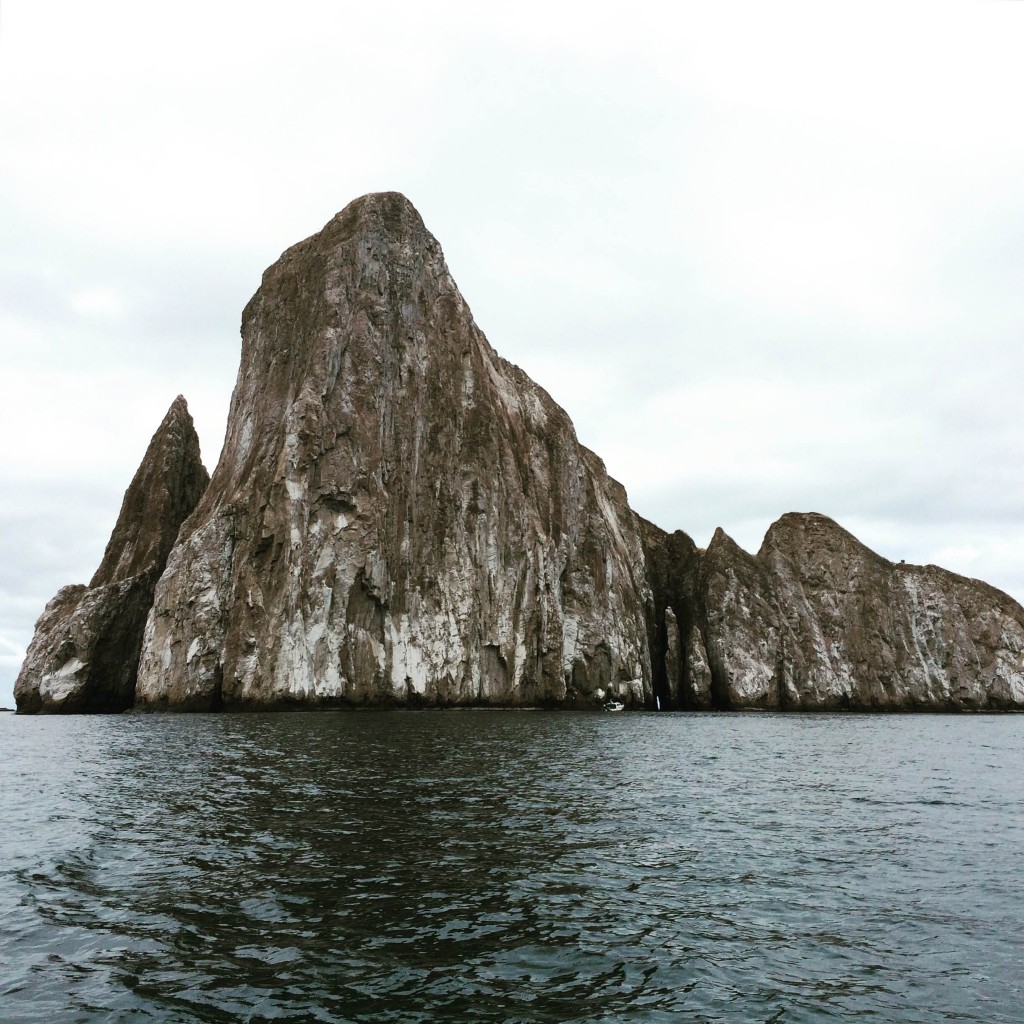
[15,397,209,713]
[637,517,704,710]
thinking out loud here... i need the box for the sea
[1,710,1021,1023]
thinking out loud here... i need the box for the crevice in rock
[637,516,704,711]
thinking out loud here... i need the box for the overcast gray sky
[3,1,1023,703]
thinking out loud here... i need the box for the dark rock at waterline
[14,397,209,713]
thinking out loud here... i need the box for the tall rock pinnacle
[15,397,209,712]
[135,193,653,709]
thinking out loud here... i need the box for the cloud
[70,287,123,319]
[0,633,26,659]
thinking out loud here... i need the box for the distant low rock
[14,398,209,713]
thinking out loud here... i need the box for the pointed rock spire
[15,397,209,713]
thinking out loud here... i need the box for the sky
[2,1,1023,702]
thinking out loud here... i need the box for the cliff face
[16,193,1024,714]
[134,193,653,710]
[14,398,209,713]
[644,512,1024,710]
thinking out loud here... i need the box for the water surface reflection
[2,711,1022,1022]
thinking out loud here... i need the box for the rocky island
[15,193,1024,712]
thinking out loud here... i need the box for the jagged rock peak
[135,194,652,710]
[258,192,432,295]
[706,526,744,555]
[760,511,874,557]
[91,395,208,588]
[15,397,209,713]
[319,191,428,244]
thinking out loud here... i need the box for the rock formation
[133,193,653,710]
[14,397,209,712]
[15,192,1024,713]
[644,512,1024,710]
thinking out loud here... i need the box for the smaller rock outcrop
[756,513,1024,709]
[14,397,209,713]
[644,512,1024,711]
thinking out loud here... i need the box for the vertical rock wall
[135,193,653,709]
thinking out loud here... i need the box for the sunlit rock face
[645,512,1024,710]
[15,398,209,713]
[135,193,653,710]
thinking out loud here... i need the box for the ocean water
[0,710,1021,1023]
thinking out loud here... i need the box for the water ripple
[1,710,1022,1022]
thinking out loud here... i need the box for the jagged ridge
[642,512,1024,710]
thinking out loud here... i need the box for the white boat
[603,699,625,712]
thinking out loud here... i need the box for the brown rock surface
[642,511,1024,710]
[135,193,653,709]
[15,397,209,712]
